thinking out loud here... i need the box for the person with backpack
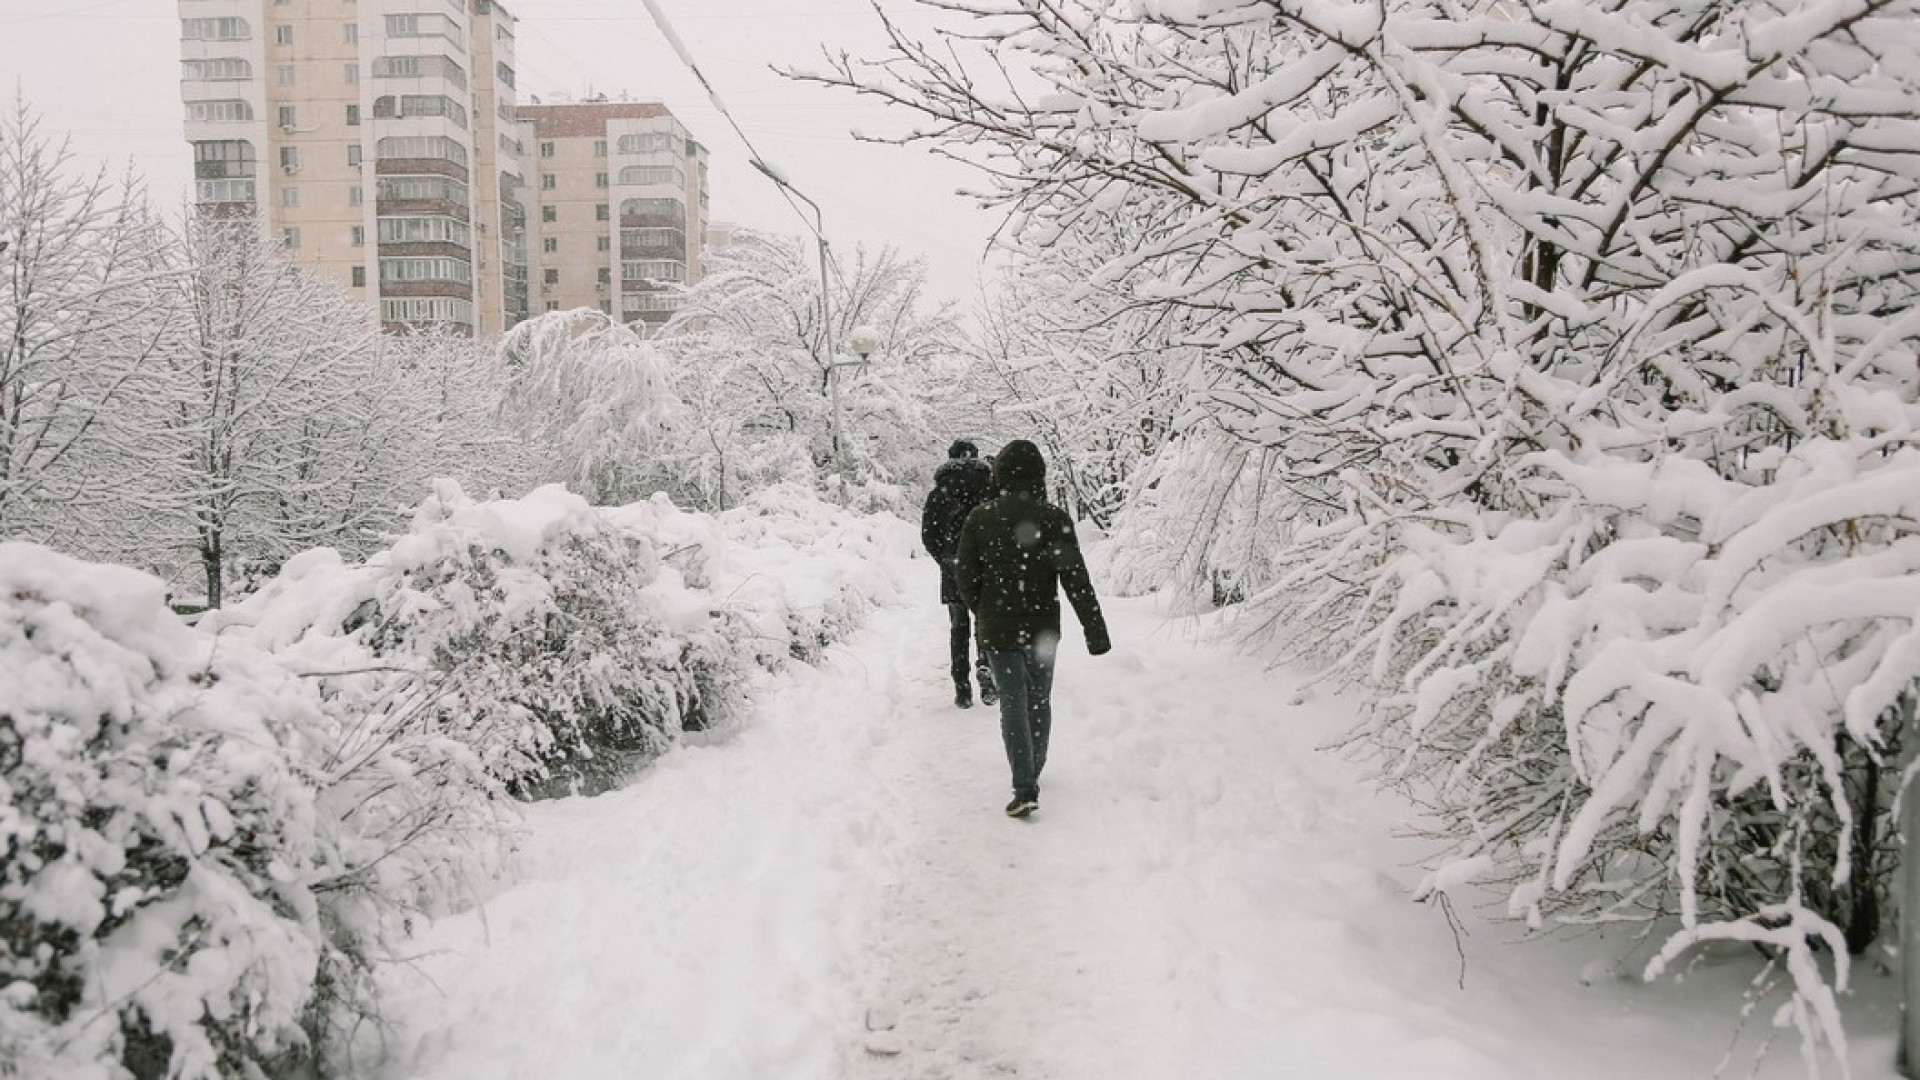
[955,439,1110,818]
[922,440,997,709]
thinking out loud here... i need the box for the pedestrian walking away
[921,439,997,709]
[954,439,1110,818]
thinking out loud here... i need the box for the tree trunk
[1898,690,1920,1076]
[201,529,223,609]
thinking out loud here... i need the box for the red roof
[516,102,672,138]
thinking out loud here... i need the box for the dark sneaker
[1004,797,1038,818]
[979,682,998,707]
[954,686,973,709]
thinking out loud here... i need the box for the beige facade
[518,102,710,329]
[178,0,531,336]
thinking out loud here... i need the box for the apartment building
[178,0,532,336]
[518,101,710,328]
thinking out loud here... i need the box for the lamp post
[831,324,881,474]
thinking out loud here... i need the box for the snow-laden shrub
[604,481,915,672]
[209,481,736,800]
[0,543,337,1080]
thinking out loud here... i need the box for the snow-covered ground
[379,546,1902,1080]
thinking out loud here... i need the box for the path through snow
[383,553,1902,1080]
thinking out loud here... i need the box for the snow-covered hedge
[209,481,740,798]
[0,544,340,1080]
[3,483,909,1078]
[607,481,912,671]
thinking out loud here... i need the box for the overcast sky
[0,0,1005,305]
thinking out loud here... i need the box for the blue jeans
[986,642,1056,801]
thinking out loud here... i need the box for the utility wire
[631,0,853,296]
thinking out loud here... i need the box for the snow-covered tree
[971,230,1192,530]
[658,229,969,507]
[808,0,1920,1058]
[0,97,169,539]
[498,307,677,506]
[144,212,390,607]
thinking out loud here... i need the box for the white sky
[0,0,1006,306]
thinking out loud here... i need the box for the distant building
[704,219,740,253]
[177,0,534,335]
[517,101,710,328]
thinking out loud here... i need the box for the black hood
[991,439,1046,495]
[935,456,989,491]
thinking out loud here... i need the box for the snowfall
[374,535,1906,1080]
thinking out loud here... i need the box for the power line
[630,0,852,295]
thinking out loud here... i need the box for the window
[282,227,301,249]
[599,298,611,314]
[276,64,295,86]
[351,265,366,287]
[377,174,469,202]
[595,203,609,221]
[621,293,681,315]
[347,144,362,166]
[597,235,610,252]
[381,297,474,325]
[541,204,556,222]
[496,62,515,88]
[350,225,365,246]
[185,100,254,123]
[620,227,686,254]
[345,64,359,84]
[542,268,558,285]
[595,172,607,188]
[346,104,360,125]
[542,237,557,253]
[279,146,301,170]
[194,140,256,179]
[196,178,255,203]
[379,256,473,284]
[182,17,250,40]
[593,139,607,158]
[371,54,465,88]
[372,94,468,127]
[539,141,554,158]
[275,24,293,45]
[619,196,684,222]
[621,260,685,283]
[384,12,464,47]
[349,184,363,206]
[540,173,555,190]
[344,23,358,44]
[377,216,473,247]
[282,187,300,207]
[616,132,674,154]
[278,105,296,130]
[617,165,683,187]
[375,136,468,167]
[597,267,611,286]
[545,300,559,312]
[182,57,251,81]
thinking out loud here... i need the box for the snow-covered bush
[0,544,339,1080]
[605,481,916,672]
[209,481,736,800]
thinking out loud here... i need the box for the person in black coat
[955,439,1110,818]
[922,439,997,708]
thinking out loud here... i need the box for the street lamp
[829,324,881,473]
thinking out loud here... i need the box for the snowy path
[384,554,1901,1080]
